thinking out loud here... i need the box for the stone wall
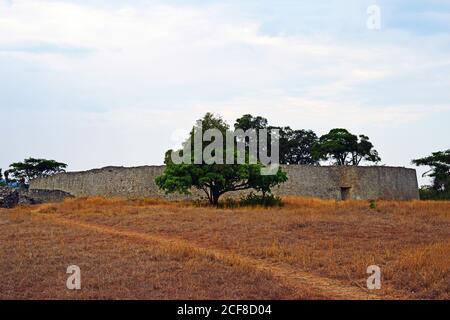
[18,189,74,205]
[0,186,19,208]
[29,165,419,201]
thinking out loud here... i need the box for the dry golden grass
[0,197,449,300]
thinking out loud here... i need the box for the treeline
[234,114,381,166]
[238,114,449,200]
[156,113,382,205]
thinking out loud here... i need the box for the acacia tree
[8,158,67,184]
[156,113,287,206]
[313,128,380,165]
[412,150,450,193]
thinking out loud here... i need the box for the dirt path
[38,215,387,300]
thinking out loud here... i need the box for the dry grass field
[0,197,449,300]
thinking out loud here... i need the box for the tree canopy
[412,150,450,193]
[273,127,319,165]
[313,128,380,166]
[234,114,318,165]
[8,158,67,184]
[234,114,268,131]
[156,113,287,205]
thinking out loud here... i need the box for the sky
[1,0,450,186]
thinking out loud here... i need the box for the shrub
[239,192,283,208]
[419,188,450,200]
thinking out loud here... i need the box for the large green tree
[271,127,319,165]
[156,113,287,205]
[313,128,380,166]
[8,158,67,184]
[234,114,268,132]
[412,150,450,193]
[234,114,269,162]
[234,114,318,165]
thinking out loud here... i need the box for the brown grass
[0,197,449,300]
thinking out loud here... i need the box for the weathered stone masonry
[29,165,419,200]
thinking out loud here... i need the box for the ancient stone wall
[0,186,19,208]
[29,165,419,200]
[18,189,74,205]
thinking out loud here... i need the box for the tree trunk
[210,187,221,207]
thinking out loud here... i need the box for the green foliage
[198,193,283,208]
[239,192,283,207]
[418,187,450,200]
[313,128,381,166]
[234,114,268,131]
[233,114,268,163]
[412,150,450,194]
[234,114,319,165]
[369,200,377,209]
[8,157,67,184]
[271,127,319,165]
[156,113,288,205]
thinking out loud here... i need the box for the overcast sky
[1,0,450,185]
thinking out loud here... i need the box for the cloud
[1,1,447,96]
[0,42,92,55]
[0,0,449,186]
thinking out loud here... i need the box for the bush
[202,193,284,208]
[239,192,283,208]
[419,188,450,200]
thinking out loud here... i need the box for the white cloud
[1,1,448,100]
[0,0,449,184]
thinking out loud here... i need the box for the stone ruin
[0,186,19,208]
[29,165,420,201]
[0,186,73,209]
